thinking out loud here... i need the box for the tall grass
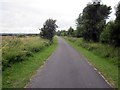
[2,36,57,88]
[2,36,51,70]
[64,36,118,88]
[64,37,119,66]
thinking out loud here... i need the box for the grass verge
[2,37,58,88]
[64,37,118,88]
[2,36,52,70]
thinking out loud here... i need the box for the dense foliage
[100,21,114,44]
[67,27,74,36]
[76,3,111,42]
[100,2,120,47]
[57,2,120,47]
[40,19,58,41]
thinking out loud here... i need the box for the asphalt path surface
[27,37,111,88]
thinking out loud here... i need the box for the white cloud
[0,0,119,33]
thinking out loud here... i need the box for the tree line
[39,1,120,47]
[56,2,120,47]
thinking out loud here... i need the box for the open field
[64,36,118,88]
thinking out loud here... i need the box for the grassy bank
[2,36,57,88]
[64,37,118,88]
[2,36,51,70]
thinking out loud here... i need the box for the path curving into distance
[26,37,112,88]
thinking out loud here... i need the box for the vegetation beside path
[64,37,118,88]
[2,36,57,88]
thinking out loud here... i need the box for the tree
[100,21,114,43]
[116,2,120,23]
[40,19,58,41]
[100,2,120,47]
[110,2,120,46]
[114,2,120,46]
[76,3,111,42]
[67,27,74,36]
[56,30,61,36]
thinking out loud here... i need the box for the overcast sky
[0,0,119,33]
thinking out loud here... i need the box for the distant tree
[40,19,58,41]
[72,30,78,37]
[60,30,67,36]
[67,27,74,36]
[76,3,111,42]
[56,30,61,36]
[56,30,67,36]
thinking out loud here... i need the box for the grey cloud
[0,0,119,33]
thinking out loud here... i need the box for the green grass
[64,37,118,88]
[2,36,52,70]
[2,37,58,88]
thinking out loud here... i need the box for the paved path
[27,37,111,88]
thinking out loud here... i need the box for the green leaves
[76,3,111,42]
[116,2,120,22]
[67,27,74,36]
[40,19,58,41]
[100,3,120,47]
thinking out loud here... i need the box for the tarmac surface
[27,37,111,88]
